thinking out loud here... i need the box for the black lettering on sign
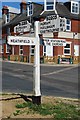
[46,15,57,21]
[28,40,30,43]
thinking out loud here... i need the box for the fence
[9,55,29,62]
[5,55,80,64]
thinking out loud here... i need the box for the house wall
[23,46,30,56]
[40,46,43,56]
[72,20,80,33]
[14,46,19,55]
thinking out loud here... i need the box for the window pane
[66,26,70,30]
[66,19,70,24]
[44,46,46,52]
[66,19,71,31]
[44,53,46,56]
[32,49,34,53]
[6,44,10,53]
[72,6,74,11]
[31,45,35,48]
[2,45,4,53]
[76,4,78,7]
[20,50,23,54]
[47,6,53,10]
[28,4,33,15]
[46,0,54,10]
[64,49,70,54]
[31,4,32,9]
[30,11,32,15]
[65,44,70,48]
[76,7,78,13]
[46,2,54,5]
[20,46,23,49]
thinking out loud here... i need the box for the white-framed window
[0,45,4,53]
[6,44,10,53]
[43,45,46,56]
[43,45,53,56]
[3,13,10,24]
[71,1,79,14]
[12,46,14,55]
[66,19,71,31]
[7,13,10,22]
[44,0,55,11]
[19,45,23,55]
[27,3,33,16]
[64,42,71,55]
[30,45,35,55]
[74,45,79,56]
[4,13,10,23]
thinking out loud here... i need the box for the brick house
[2,0,80,64]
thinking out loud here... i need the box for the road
[1,61,80,98]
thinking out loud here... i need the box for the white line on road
[13,69,22,72]
[42,66,78,76]
[3,71,32,80]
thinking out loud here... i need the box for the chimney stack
[2,6,9,15]
[20,0,27,13]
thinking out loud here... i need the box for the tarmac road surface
[2,61,80,99]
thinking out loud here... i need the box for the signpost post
[32,21,41,104]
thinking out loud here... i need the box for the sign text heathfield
[8,36,36,45]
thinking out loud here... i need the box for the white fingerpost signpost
[8,21,41,105]
[8,17,66,105]
[32,21,41,104]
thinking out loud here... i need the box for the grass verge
[13,100,80,119]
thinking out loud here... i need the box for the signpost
[14,20,31,33]
[44,38,66,46]
[8,16,66,105]
[39,16,65,34]
[8,21,41,105]
[8,36,36,45]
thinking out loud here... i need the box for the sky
[0,0,80,18]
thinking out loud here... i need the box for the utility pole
[32,21,41,105]
[73,32,77,64]
[28,0,32,63]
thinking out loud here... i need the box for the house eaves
[56,2,80,20]
[2,2,80,29]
